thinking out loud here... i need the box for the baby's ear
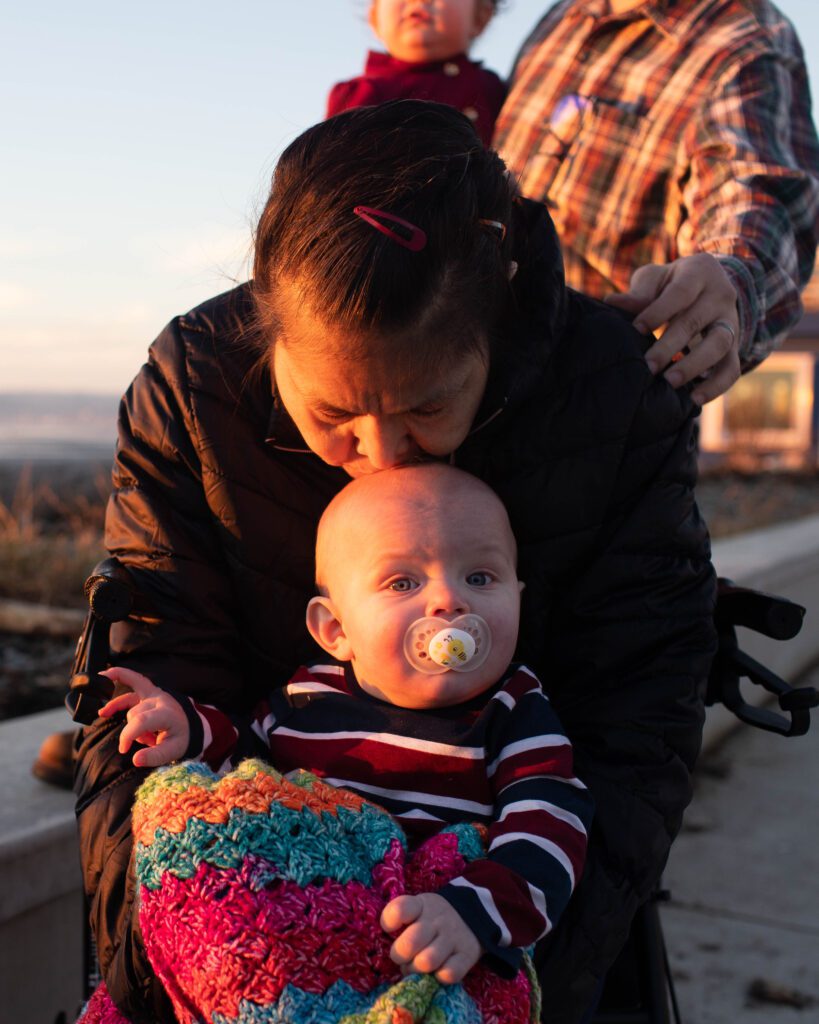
[306,596,353,661]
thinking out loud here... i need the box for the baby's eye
[466,571,493,587]
[388,577,418,592]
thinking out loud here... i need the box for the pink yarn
[140,857,401,1016]
[76,985,130,1024]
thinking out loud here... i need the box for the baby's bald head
[314,464,516,596]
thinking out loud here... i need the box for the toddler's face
[311,475,521,709]
[368,0,493,64]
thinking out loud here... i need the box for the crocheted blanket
[77,759,541,1024]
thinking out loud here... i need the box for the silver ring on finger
[710,319,736,344]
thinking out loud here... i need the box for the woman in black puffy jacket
[74,100,716,1024]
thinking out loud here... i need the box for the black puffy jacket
[74,200,716,1023]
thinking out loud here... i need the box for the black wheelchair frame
[67,560,818,1023]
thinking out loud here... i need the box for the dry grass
[0,463,107,608]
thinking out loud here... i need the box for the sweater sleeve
[191,696,283,771]
[680,45,819,369]
[188,701,239,770]
[438,669,593,974]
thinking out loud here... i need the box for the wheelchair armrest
[707,578,816,737]
[66,557,138,725]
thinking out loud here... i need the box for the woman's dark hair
[253,100,516,365]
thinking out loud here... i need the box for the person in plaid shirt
[494,0,819,406]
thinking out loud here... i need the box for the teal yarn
[137,793,405,892]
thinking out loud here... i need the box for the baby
[326,1,506,146]
[100,463,592,984]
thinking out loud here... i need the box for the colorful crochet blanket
[78,759,540,1024]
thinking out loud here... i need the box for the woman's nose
[354,415,411,469]
[425,579,470,619]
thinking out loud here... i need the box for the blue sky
[2,1,818,394]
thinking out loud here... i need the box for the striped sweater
[186,662,593,974]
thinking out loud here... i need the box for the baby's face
[368,0,493,64]
[317,478,521,709]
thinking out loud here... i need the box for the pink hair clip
[353,206,427,252]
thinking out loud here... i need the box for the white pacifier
[403,614,492,675]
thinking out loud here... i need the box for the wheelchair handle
[715,579,805,641]
[84,565,135,622]
[66,558,137,725]
[708,578,815,737]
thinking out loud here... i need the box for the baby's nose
[425,580,469,618]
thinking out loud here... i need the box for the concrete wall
[0,707,83,1023]
[2,513,818,1020]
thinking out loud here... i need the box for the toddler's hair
[253,100,515,365]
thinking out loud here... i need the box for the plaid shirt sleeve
[680,47,819,369]
[495,1,819,372]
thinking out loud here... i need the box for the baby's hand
[98,666,190,768]
[380,893,482,984]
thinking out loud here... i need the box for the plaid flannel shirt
[494,0,819,369]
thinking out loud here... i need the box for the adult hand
[605,253,741,404]
[98,665,190,768]
[381,892,482,984]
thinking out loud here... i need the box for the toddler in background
[100,463,592,986]
[327,1,505,145]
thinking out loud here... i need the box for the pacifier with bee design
[403,614,492,674]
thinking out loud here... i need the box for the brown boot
[32,728,77,789]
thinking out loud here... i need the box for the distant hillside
[0,392,119,460]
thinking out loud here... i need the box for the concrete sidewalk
[663,662,819,1023]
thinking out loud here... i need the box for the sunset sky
[3,1,818,395]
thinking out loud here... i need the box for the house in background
[699,270,819,472]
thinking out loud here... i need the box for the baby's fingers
[98,692,141,718]
[99,665,161,697]
[434,951,478,985]
[132,737,186,768]
[381,894,423,933]
[395,931,453,976]
[388,917,440,968]
[118,706,170,755]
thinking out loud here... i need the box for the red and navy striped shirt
[189,662,593,973]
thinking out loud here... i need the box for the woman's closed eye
[410,404,445,419]
[315,406,351,424]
